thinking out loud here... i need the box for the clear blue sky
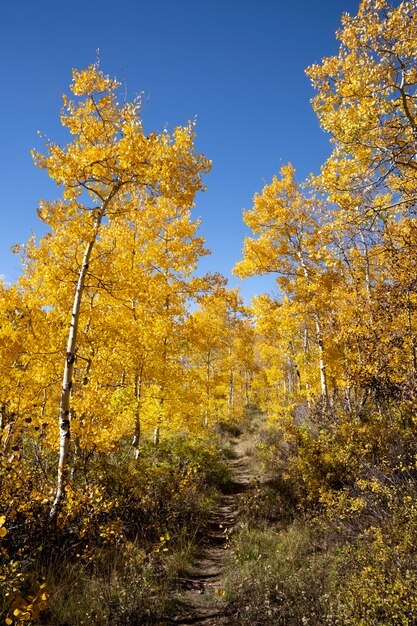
[0,0,359,303]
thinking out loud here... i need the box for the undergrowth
[224,403,417,625]
[0,432,231,625]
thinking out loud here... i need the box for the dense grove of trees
[0,65,257,624]
[2,1,417,624]
[231,1,417,622]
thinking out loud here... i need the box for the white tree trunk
[50,235,98,520]
[314,312,329,403]
[298,254,329,403]
[50,191,119,520]
[132,369,143,459]
[228,369,235,417]
[407,288,417,376]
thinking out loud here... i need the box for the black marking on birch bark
[66,352,76,365]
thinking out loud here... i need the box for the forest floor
[166,426,258,625]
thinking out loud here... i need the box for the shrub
[0,431,229,625]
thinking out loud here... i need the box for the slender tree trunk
[287,355,294,394]
[303,325,311,406]
[153,423,160,446]
[153,295,169,448]
[314,312,329,403]
[50,235,97,519]
[406,288,417,376]
[360,230,372,301]
[204,350,211,426]
[345,386,352,412]
[244,369,250,406]
[228,369,235,417]
[298,254,329,403]
[132,367,143,459]
[2,414,15,453]
[50,188,119,521]
[290,341,301,393]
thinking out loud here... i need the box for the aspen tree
[185,288,253,424]
[234,164,332,402]
[32,64,210,519]
[307,0,417,399]
[307,0,417,204]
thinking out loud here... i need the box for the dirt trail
[167,434,256,625]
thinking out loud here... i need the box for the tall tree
[32,64,210,519]
[234,164,335,402]
[307,0,417,205]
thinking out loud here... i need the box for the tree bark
[132,368,143,459]
[314,312,329,403]
[298,253,329,403]
[50,188,120,521]
[406,288,417,376]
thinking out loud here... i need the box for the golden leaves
[307,0,417,199]
[70,65,120,97]
[33,63,210,210]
